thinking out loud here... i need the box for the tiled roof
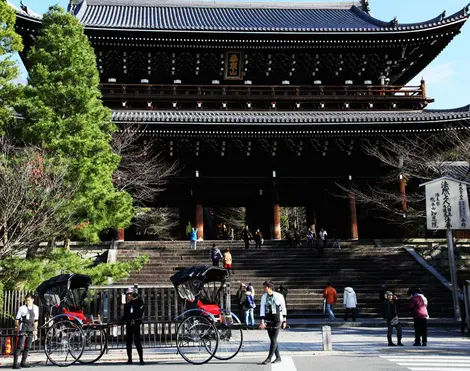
[66,0,469,33]
[112,106,470,125]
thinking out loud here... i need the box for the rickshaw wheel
[44,320,85,367]
[77,326,107,364]
[176,315,218,365]
[213,314,243,361]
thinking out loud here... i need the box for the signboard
[224,51,244,80]
[422,177,470,230]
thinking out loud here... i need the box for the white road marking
[272,356,297,371]
[381,355,470,371]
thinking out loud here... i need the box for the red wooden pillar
[273,204,281,240]
[116,228,125,241]
[399,176,407,212]
[349,192,359,240]
[196,204,204,241]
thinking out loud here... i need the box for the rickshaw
[170,266,243,365]
[36,274,108,367]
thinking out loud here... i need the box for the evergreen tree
[20,6,133,242]
[0,0,23,134]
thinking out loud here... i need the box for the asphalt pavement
[0,327,468,370]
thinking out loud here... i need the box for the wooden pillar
[349,192,359,240]
[273,204,281,240]
[399,176,407,212]
[196,204,204,241]
[116,228,125,241]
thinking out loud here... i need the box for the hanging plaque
[224,51,244,80]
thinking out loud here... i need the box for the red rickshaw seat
[197,300,221,315]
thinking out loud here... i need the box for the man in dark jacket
[382,291,403,346]
[122,287,145,364]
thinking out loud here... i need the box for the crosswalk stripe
[272,356,296,371]
[381,355,470,371]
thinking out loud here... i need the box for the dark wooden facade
[13,0,470,239]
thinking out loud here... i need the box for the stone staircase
[116,240,454,319]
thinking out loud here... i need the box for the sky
[10,0,470,109]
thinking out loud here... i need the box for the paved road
[8,355,470,371]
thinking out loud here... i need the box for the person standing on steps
[210,243,223,267]
[254,228,263,249]
[408,288,429,346]
[223,247,233,274]
[122,287,145,365]
[189,227,198,250]
[343,286,357,322]
[13,294,39,369]
[259,281,287,365]
[382,291,403,346]
[242,225,252,249]
[186,221,192,240]
[323,282,337,321]
[236,283,247,321]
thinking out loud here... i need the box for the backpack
[211,248,221,261]
[244,294,255,309]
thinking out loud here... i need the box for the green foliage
[0,248,148,291]
[17,6,133,242]
[0,0,24,134]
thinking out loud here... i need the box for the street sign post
[420,177,470,321]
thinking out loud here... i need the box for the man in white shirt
[259,280,287,364]
[13,294,39,369]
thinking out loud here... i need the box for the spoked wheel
[44,320,85,367]
[176,315,218,365]
[77,326,107,364]
[213,312,243,360]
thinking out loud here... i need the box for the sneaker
[413,343,421,346]
[388,343,396,346]
[260,358,271,365]
[272,358,282,364]
[125,360,133,364]
[422,342,427,346]
[397,342,404,346]
[139,360,145,365]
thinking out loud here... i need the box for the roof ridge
[84,0,362,10]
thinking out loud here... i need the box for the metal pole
[446,229,461,321]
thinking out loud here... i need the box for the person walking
[223,247,233,274]
[189,227,198,250]
[254,228,263,249]
[236,283,247,321]
[185,221,192,240]
[323,282,337,321]
[210,243,223,267]
[382,291,403,346]
[122,287,145,364]
[242,225,252,249]
[408,288,429,346]
[241,286,256,328]
[12,294,39,369]
[343,286,357,322]
[259,281,287,365]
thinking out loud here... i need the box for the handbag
[390,316,400,326]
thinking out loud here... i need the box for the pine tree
[20,6,133,242]
[0,0,23,134]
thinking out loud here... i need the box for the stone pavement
[1,327,468,367]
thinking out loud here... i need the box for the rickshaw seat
[197,300,221,315]
[62,307,87,321]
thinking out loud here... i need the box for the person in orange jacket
[323,282,337,321]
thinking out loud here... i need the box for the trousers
[14,332,33,367]
[244,308,254,326]
[414,318,427,344]
[387,322,402,344]
[126,322,143,361]
[344,308,356,321]
[267,325,281,360]
[326,304,335,320]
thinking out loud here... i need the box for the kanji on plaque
[224,51,244,80]
[421,177,470,230]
